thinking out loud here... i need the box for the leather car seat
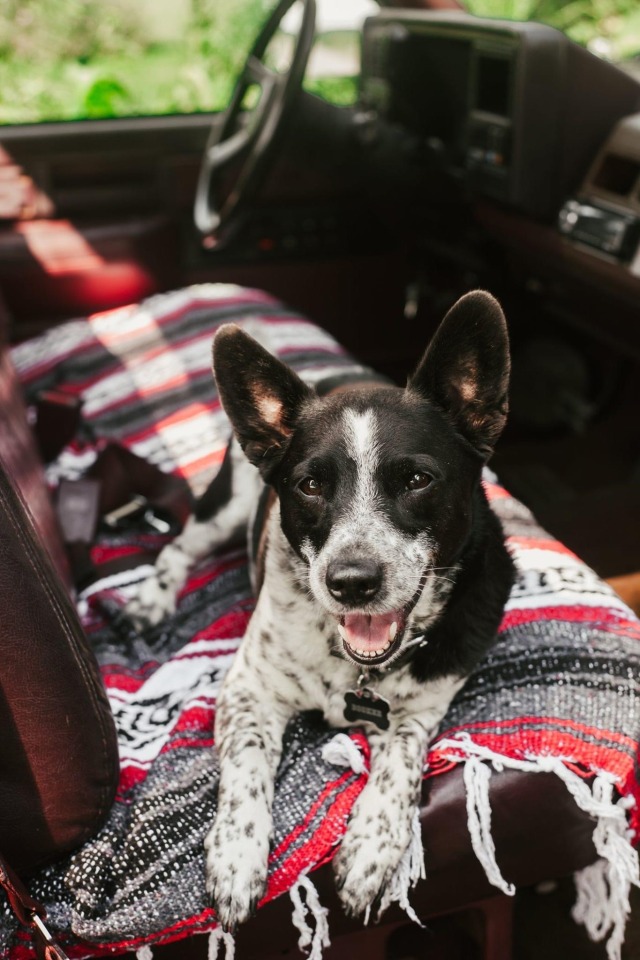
[0,293,119,879]
[0,294,70,587]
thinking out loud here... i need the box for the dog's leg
[125,514,233,628]
[332,719,431,918]
[126,443,260,628]
[205,657,293,930]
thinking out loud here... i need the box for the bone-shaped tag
[344,687,390,730]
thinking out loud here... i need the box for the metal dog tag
[344,687,390,730]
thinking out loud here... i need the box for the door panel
[0,109,411,377]
[0,116,211,331]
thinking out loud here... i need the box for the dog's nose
[326,559,383,605]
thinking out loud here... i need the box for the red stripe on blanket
[88,292,276,351]
[265,774,367,903]
[506,536,579,557]
[266,732,370,900]
[102,671,157,694]
[90,544,154,565]
[89,367,215,419]
[429,726,640,836]
[122,400,224,445]
[14,333,100,387]
[434,716,639,753]
[116,764,152,795]
[482,482,509,500]
[499,605,640,636]
[161,707,215,753]
[179,449,229,482]
[185,608,252,642]
[179,556,250,599]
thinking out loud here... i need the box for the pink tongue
[342,612,397,651]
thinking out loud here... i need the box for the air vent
[593,153,640,198]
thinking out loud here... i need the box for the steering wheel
[194,0,316,243]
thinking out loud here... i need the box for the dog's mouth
[335,567,432,667]
[338,610,407,666]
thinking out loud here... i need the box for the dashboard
[360,11,640,223]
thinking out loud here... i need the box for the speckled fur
[128,291,515,930]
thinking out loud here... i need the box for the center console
[360,11,640,220]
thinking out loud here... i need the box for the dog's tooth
[337,624,347,641]
[389,621,398,641]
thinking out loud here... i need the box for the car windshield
[1,0,638,126]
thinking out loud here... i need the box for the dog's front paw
[125,574,179,629]
[204,819,269,930]
[333,805,410,918]
[333,835,399,918]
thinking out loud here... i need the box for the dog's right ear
[212,325,313,478]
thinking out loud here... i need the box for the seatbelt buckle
[102,494,175,535]
[31,912,70,960]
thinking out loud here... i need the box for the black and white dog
[127,289,514,930]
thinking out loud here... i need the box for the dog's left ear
[408,290,510,460]
[212,324,313,478]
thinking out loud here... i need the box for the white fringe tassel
[437,734,640,960]
[135,947,153,960]
[208,927,235,960]
[321,733,367,775]
[290,874,331,960]
[463,755,515,896]
[572,777,639,960]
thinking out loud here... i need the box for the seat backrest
[0,294,119,873]
[0,294,70,586]
[0,453,120,872]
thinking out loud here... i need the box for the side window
[0,0,378,126]
[0,0,271,124]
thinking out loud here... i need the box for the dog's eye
[299,476,323,498]
[406,471,432,491]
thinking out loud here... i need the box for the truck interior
[1,0,640,957]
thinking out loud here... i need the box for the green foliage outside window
[465,0,640,61]
[0,0,271,124]
[0,0,360,125]
[0,0,638,126]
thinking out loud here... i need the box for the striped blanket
[3,284,640,959]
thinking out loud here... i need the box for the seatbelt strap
[0,852,69,960]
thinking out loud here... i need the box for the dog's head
[213,290,509,668]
